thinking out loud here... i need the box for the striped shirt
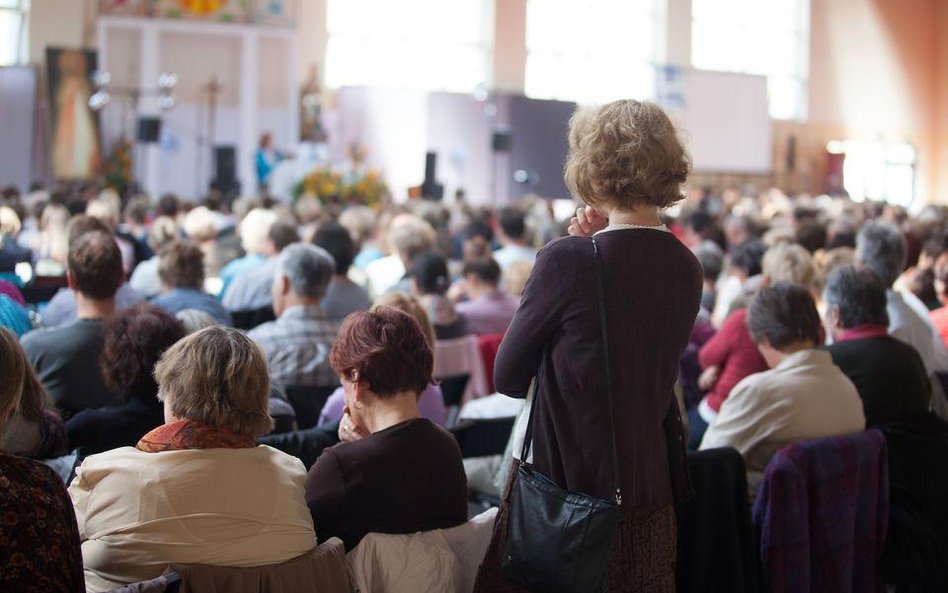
[248,305,338,388]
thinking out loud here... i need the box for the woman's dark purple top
[495,229,702,507]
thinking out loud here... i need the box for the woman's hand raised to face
[339,410,369,443]
[568,206,608,237]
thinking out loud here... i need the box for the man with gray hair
[248,243,338,389]
[856,221,948,378]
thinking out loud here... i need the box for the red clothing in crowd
[930,306,948,348]
[698,308,769,412]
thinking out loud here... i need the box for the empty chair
[676,447,759,593]
[752,430,888,593]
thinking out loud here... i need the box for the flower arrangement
[294,167,342,202]
[340,170,388,208]
[101,140,134,194]
[293,167,388,208]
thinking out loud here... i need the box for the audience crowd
[2,142,948,591]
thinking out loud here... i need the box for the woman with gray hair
[69,326,316,592]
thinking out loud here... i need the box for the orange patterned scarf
[136,419,256,452]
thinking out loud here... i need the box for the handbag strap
[519,236,623,506]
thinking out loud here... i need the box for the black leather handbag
[500,236,623,593]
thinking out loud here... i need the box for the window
[324,0,492,93]
[0,0,29,67]
[691,0,809,120]
[525,0,661,105]
[828,140,916,207]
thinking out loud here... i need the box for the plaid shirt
[248,305,338,388]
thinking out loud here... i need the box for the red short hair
[330,307,433,397]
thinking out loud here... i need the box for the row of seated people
[673,218,948,590]
[8,212,515,450]
[5,279,945,591]
[4,253,947,589]
[0,190,536,342]
[685,218,948,436]
[1,304,474,592]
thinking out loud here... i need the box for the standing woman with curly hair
[475,100,702,592]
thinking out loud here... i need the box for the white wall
[28,0,96,63]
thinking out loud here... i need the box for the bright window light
[0,0,28,67]
[836,140,916,207]
[524,0,661,105]
[325,0,492,93]
[692,0,809,120]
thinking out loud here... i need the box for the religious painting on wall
[155,0,246,22]
[45,48,102,180]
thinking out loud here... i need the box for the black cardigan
[495,230,702,506]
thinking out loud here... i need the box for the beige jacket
[347,508,497,593]
[700,349,866,490]
[69,445,316,593]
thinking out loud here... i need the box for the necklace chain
[597,222,670,234]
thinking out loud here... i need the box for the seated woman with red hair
[305,307,468,550]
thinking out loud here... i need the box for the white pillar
[287,32,300,147]
[139,22,161,197]
[239,31,260,196]
[493,0,526,93]
[665,0,692,66]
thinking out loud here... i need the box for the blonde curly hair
[564,99,690,210]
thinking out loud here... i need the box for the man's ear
[278,274,291,296]
[829,305,843,329]
[66,270,77,291]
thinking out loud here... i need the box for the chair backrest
[230,304,276,331]
[268,397,297,435]
[439,374,471,408]
[676,447,758,593]
[878,413,948,589]
[451,417,516,459]
[284,385,338,429]
[258,425,338,469]
[102,572,181,593]
[171,538,348,593]
[434,335,489,404]
[23,276,67,304]
[347,508,497,593]
[752,430,888,593]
